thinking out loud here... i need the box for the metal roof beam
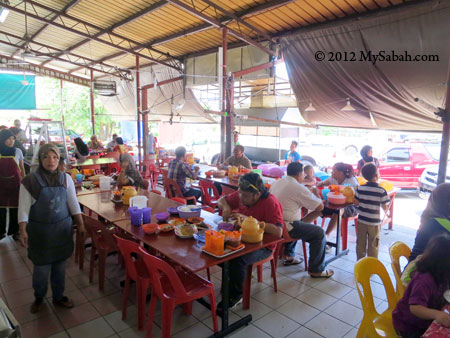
[0,39,128,79]
[0,54,90,87]
[80,0,292,69]
[11,0,82,57]
[0,30,129,79]
[166,0,278,57]
[41,0,170,66]
[1,1,180,71]
[199,0,275,43]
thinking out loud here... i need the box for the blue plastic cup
[142,207,152,224]
[129,207,143,226]
[75,174,85,183]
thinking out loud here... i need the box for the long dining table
[76,189,282,337]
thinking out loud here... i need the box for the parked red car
[373,143,439,189]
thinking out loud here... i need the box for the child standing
[354,163,389,260]
[303,165,317,187]
[393,234,450,337]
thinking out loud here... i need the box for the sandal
[53,296,74,309]
[283,257,304,266]
[30,298,43,314]
[309,269,334,278]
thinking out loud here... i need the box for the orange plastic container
[204,230,225,256]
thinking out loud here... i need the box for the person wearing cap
[18,144,85,314]
[217,173,283,310]
[0,129,25,240]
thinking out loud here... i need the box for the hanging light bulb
[341,98,356,112]
[304,102,316,112]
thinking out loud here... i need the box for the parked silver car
[418,163,450,198]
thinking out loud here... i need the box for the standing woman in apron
[18,144,86,314]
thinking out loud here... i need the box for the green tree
[36,77,119,141]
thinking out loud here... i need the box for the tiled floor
[0,191,425,337]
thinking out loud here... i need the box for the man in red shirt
[217,173,283,309]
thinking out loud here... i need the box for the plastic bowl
[218,222,235,231]
[167,207,179,215]
[155,212,170,222]
[142,223,160,235]
[327,192,347,205]
[177,205,201,219]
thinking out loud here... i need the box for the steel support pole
[437,55,450,185]
[136,56,142,170]
[90,70,95,135]
[142,89,149,156]
[60,79,65,126]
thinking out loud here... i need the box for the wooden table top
[114,216,282,272]
[77,190,179,222]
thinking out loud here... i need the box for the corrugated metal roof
[0,0,418,80]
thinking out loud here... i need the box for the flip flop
[309,269,334,278]
[283,257,304,266]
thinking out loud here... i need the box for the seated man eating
[270,162,333,278]
[217,173,283,308]
[168,146,201,203]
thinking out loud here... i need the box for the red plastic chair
[171,197,187,204]
[114,235,151,331]
[87,155,99,160]
[83,215,118,290]
[242,245,280,310]
[150,189,162,195]
[141,161,160,190]
[163,177,197,204]
[103,152,121,174]
[198,180,220,209]
[142,179,150,190]
[138,247,218,338]
[220,184,236,196]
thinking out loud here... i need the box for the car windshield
[424,144,450,161]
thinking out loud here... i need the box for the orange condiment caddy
[204,230,225,256]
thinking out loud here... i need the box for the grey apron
[27,172,74,265]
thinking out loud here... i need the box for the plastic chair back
[171,197,187,204]
[389,241,411,300]
[83,214,117,251]
[354,257,399,338]
[87,155,99,160]
[199,180,220,206]
[139,247,188,299]
[114,234,145,281]
[221,184,236,196]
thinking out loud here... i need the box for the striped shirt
[355,182,389,226]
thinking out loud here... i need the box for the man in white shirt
[270,162,333,278]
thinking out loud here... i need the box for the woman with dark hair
[317,162,359,239]
[18,144,85,313]
[409,183,450,262]
[117,153,145,189]
[73,137,89,161]
[393,234,450,337]
[0,129,25,240]
[216,173,283,309]
[356,145,380,176]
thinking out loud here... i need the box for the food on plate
[179,224,195,236]
[187,217,204,224]
[142,223,159,235]
[169,218,185,226]
[195,221,211,230]
[160,224,174,232]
